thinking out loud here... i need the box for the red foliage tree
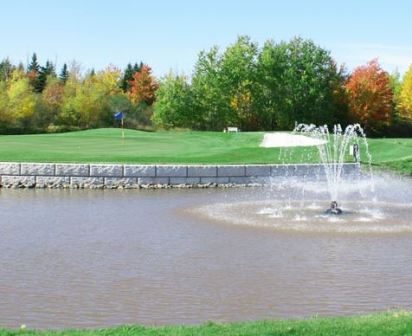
[128,64,158,105]
[345,59,393,131]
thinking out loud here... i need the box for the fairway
[0,128,411,173]
[0,128,315,164]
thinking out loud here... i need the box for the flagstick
[121,117,125,139]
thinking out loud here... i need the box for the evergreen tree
[27,53,40,73]
[59,63,69,84]
[27,53,41,91]
[133,62,142,73]
[121,63,134,91]
[35,61,56,93]
[17,62,25,72]
[0,58,14,81]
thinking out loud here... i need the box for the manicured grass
[0,128,313,164]
[2,312,412,336]
[0,128,411,174]
[365,138,412,175]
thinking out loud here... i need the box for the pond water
[1,173,412,329]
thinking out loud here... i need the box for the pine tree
[121,63,134,91]
[35,60,56,93]
[27,53,40,73]
[0,58,14,81]
[17,62,25,72]
[59,63,69,84]
[133,62,142,73]
[27,53,40,90]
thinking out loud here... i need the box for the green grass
[2,312,412,336]
[0,128,411,174]
[0,128,308,164]
[365,138,412,174]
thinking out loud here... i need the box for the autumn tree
[345,59,393,132]
[5,69,37,128]
[0,81,8,127]
[397,65,412,122]
[34,77,65,128]
[59,66,122,128]
[120,62,143,92]
[128,64,158,105]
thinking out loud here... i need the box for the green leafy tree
[258,37,347,130]
[191,46,226,130]
[153,72,195,129]
[220,36,259,130]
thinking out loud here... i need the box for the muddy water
[1,177,412,329]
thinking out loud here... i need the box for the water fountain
[292,123,372,215]
[193,123,412,233]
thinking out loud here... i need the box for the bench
[224,127,239,133]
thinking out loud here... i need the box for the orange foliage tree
[345,59,393,131]
[128,64,158,105]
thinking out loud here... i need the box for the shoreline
[0,162,361,189]
[1,311,411,335]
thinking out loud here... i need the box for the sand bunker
[260,132,327,148]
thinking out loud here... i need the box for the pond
[1,173,412,329]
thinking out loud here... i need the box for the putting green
[0,128,410,174]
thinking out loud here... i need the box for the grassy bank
[0,128,411,174]
[2,312,412,336]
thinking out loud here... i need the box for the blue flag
[113,111,124,120]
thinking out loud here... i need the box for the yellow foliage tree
[397,65,412,122]
[0,81,8,123]
[59,66,123,128]
[7,69,36,121]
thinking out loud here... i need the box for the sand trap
[260,132,327,148]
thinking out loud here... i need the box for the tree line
[154,36,412,136]
[1,36,412,135]
[0,54,157,133]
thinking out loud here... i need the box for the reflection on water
[0,173,412,329]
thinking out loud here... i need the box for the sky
[1,0,412,77]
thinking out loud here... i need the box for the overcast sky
[1,0,411,77]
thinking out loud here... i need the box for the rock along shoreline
[0,162,361,189]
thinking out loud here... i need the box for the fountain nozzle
[325,201,343,215]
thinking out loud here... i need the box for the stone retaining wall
[0,162,361,189]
